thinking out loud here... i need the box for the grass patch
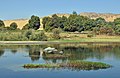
[23,64,59,69]
[60,61,111,70]
[23,61,111,70]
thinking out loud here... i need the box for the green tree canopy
[72,11,77,15]
[114,18,120,25]
[10,22,18,30]
[0,20,5,27]
[95,17,106,28]
[28,15,40,30]
[42,17,51,29]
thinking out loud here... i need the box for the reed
[23,61,111,70]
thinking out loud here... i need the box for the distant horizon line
[3,11,120,20]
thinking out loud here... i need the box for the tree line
[1,12,120,35]
[42,12,120,35]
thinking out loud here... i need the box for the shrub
[52,28,61,39]
[24,30,33,40]
[30,31,47,41]
[0,30,47,41]
[87,34,94,38]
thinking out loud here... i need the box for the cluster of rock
[43,47,63,54]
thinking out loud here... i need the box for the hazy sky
[0,0,120,20]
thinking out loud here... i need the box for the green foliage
[22,24,29,30]
[114,18,120,25]
[42,17,51,29]
[24,30,33,39]
[30,31,47,41]
[0,30,48,41]
[42,12,120,36]
[0,20,5,27]
[113,18,120,35]
[114,24,120,35]
[28,15,40,30]
[42,13,101,32]
[72,11,77,15]
[10,22,18,30]
[23,61,111,70]
[87,34,94,38]
[52,28,61,39]
[43,14,67,32]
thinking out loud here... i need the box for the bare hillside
[4,19,28,29]
[80,12,120,22]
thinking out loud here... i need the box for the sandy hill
[80,12,120,22]
[4,19,28,29]
[3,12,120,29]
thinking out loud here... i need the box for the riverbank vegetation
[1,11,120,41]
[23,61,111,70]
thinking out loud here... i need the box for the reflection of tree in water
[42,55,67,63]
[29,51,40,61]
[28,45,42,61]
[11,49,17,54]
[0,44,120,62]
[112,45,120,60]
[42,45,109,63]
[0,49,4,57]
[63,46,94,60]
[60,45,118,61]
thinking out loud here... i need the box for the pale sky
[0,0,120,20]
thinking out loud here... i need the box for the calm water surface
[0,44,120,78]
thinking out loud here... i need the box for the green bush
[52,28,61,39]
[87,34,94,38]
[0,30,47,41]
[24,30,33,40]
[30,31,47,41]
[10,22,18,30]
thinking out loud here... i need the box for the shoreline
[1,41,120,45]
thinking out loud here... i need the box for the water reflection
[0,44,120,62]
[0,44,120,78]
[0,49,4,57]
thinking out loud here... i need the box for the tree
[10,22,18,30]
[60,16,67,28]
[95,17,106,28]
[114,24,120,35]
[114,18,120,25]
[43,14,64,31]
[0,20,5,27]
[42,17,51,29]
[113,18,120,35]
[72,11,77,15]
[64,14,78,32]
[28,15,40,30]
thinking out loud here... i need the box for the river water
[0,44,120,78]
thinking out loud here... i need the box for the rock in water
[59,51,64,54]
[43,47,57,54]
